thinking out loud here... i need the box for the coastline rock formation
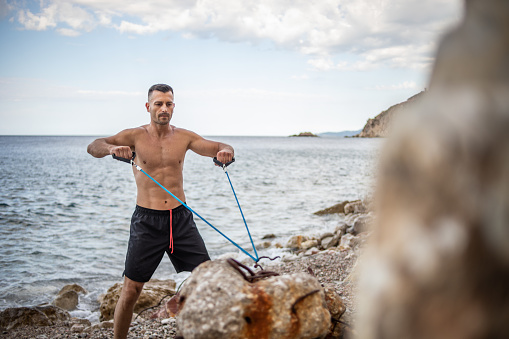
[355,91,425,137]
[357,0,509,338]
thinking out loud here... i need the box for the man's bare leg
[114,276,144,339]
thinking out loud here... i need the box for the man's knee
[120,277,144,304]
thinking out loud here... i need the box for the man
[87,83,234,339]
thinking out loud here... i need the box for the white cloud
[17,7,57,31]
[57,27,81,36]
[7,0,463,70]
[76,89,144,97]
[368,81,420,91]
[0,78,144,101]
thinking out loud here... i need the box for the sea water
[0,135,382,321]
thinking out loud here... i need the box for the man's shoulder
[122,125,148,137]
[173,126,200,139]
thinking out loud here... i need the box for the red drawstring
[169,209,173,254]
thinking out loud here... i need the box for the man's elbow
[87,138,104,158]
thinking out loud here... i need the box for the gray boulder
[177,259,332,339]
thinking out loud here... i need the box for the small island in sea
[289,131,318,137]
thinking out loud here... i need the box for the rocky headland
[354,91,425,138]
[0,199,372,339]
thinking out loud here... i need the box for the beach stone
[300,239,319,251]
[304,247,320,256]
[52,283,88,311]
[320,232,334,240]
[320,235,339,250]
[0,305,70,330]
[352,215,372,235]
[260,241,272,249]
[53,290,79,311]
[286,235,309,250]
[335,223,348,236]
[177,259,331,339]
[339,234,355,249]
[314,201,349,215]
[99,278,176,321]
[71,324,86,333]
[344,200,366,214]
[70,317,91,327]
[58,283,88,295]
[84,320,114,332]
[356,1,509,338]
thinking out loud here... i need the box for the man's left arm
[188,132,234,164]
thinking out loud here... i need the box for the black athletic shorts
[124,204,210,282]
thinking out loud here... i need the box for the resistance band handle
[112,152,136,164]
[213,157,235,168]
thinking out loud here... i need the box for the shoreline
[1,200,370,338]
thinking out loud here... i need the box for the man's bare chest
[134,136,188,170]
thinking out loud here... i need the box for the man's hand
[110,146,133,160]
[216,150,234,164]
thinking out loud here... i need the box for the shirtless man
[87,84,234,339]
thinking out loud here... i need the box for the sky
[0,0,463,136]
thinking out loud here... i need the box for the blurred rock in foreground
[357,0,509,338]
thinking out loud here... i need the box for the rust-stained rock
[177,259,332,339]
[99,278,176,321]
[323,284,346,339]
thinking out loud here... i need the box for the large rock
[177,259,332,339]
[53,290,79,311]
[0,305,70,330]
[357,0,509,338]
[99,278,176,321]
[52,283,88,311]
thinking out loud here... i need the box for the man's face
[146,90,175,125]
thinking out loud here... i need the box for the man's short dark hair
[148,84,174,101]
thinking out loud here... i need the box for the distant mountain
[354,91,426,138]
[318,130,362,138]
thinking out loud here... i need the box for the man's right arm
[87,128,137,159]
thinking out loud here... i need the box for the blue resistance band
[113,153,259,262]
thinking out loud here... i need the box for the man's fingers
[217,153,233,164]
[111,146,132,159]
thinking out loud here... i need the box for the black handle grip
[113,152,136,164]
[213,157,235,168]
